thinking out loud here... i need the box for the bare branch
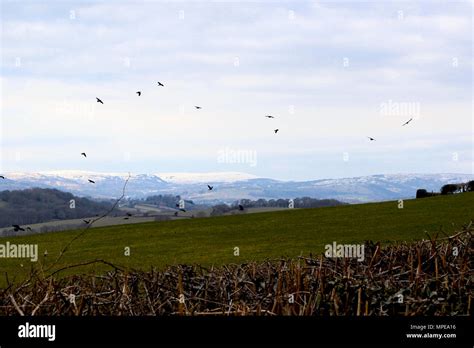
[44,173,131,274]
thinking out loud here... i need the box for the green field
[1,193,473,286]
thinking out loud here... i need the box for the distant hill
[1,171,473,203]
[0,188,118,228]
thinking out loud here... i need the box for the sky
[0,0,472,181]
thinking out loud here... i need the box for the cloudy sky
[1,0,472,181]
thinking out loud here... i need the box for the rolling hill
[1,192,473,286]
[1,171,473,203]
[0,188,118,229]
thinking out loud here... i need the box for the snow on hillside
[1,171,472,202]
[312,173,474,187]
[156,172,259,184]
[39,170,132,180]
[6,170,129,180]
[6,171,258,184]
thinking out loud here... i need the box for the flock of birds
[88,81,290,195]
[0,79,416,232]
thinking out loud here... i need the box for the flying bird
[274,129,279,134]
[0,175,4,179]
[157,82,164,87]
[136,91,141,96]
[195,106,202,109]
[83,219,91,224]
[265,115,275,119]
[207,185,213,191]
[126,212,133,217]
[96,97,104,104]
[238,204,244,211]
[26,227,32,231]
[402,118,413,126]
[81,152,87,158]
[12,225,25,232]
[367,137,376,141]
[88,179,95,184]
[123,217,129,220]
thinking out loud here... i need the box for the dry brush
[1,224,472,316]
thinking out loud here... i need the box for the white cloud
[0,1,471,178]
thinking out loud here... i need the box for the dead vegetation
[1,223,472,316]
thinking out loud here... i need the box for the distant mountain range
[1,171,473,204]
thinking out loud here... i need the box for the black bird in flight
[81,152,87,158]
[402,118,413,126]
[157,82,164,87]
[88,179,95,184]
[96,97,104,104]
[83,219,91,224]
[195,106,202,109]
[265,115,275,119]
[207,185,213,191]
[123,217,129,220]
[274,129,279,134]
[0,175,4,179]
[12,225,25,232]
[367,137,376,141]
[26,227,32,231]
[136,91,141,96]
[238,204,244,211]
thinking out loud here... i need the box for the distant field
[223,206,289,215]
[1,193,473,286]
[0,206,288,236]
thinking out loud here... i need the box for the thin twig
[45,173,131,273]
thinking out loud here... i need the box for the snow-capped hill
[311,173,474,187]
[303,173,474,202]
[156,172,259,184]
[2,171,169,199]
[0,171,472,203]
[39,170,132,180]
